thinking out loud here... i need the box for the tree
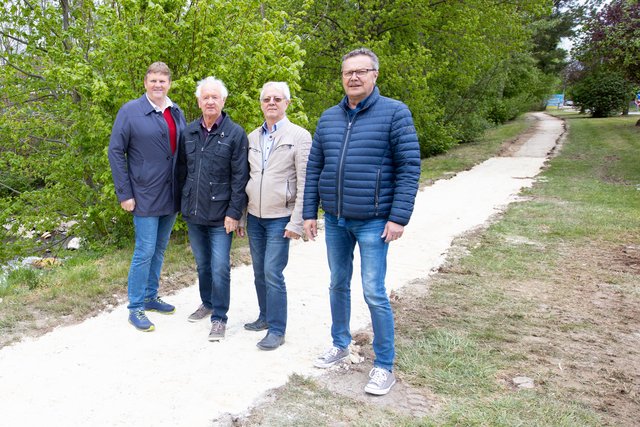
[0,0,305,261]
[570,70,635,117]
[572,0,640,123]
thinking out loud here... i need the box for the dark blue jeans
[324,213,394,371]
[127,213,177,311]
[187,222,233,323]
[247,214,290,336]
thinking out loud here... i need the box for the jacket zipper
[337,118,354,218]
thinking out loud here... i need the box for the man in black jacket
[176,77,249,341]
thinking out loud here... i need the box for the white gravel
[0,113,563,426]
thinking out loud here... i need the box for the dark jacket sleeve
[226,128,249,220]
[388,104,421,226]
[302,128,324,220]
[107,108,133,202]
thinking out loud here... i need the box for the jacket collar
[340,86,380,112]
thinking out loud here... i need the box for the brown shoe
[208,320,226,341]
[188,304,212,322]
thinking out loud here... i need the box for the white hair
[195,76,228,99]
[259,81,291,101]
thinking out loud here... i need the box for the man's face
[198,83,226,121]
[260,87,290,124]
[341,55,378,103]
[144,72,171,105]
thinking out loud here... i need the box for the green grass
[239,112,639,425]
[420,114,536,184]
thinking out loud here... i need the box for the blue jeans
[127,213,177,311]
[247,214,290,336]
[324,213,394,371]
[187,222,233,323]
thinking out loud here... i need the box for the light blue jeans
[127,213,177,311]
[247,214,290,336]
[324,213,394,371]
[187,223,233,323]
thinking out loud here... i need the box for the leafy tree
[569,70,634,117]
[571,0,640,123]
[0,0,305,261]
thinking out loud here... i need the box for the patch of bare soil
[312,332,440,419]
[510,242,640,425]
[415,233,640,426]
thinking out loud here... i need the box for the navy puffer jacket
[303,87,420,226]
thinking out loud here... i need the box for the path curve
[0,113,564,426]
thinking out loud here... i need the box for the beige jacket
[244,117,312,236]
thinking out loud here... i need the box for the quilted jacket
[303,87,420,226]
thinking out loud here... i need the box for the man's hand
[236,226,245,238]
[120,198,135,212]
[224,216,239,234]
[381,221,404,243]
[304,219,318,241]
[284,230,301,240]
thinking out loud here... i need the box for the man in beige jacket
[238,82,312,350]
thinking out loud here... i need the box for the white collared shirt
[146,95,174,113]
[260,118,286,168]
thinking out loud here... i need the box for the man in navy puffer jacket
[303,48,420,396]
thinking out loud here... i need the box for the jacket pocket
[203,181,231,221]
[374,169,381,216]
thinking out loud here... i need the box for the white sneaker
[313,346,349,368]
[364,367,396,395]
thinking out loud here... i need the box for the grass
[238,112,639,425]
[420,114,536,184]
[2,112,638,425]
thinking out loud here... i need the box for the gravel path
[0,113,564,426]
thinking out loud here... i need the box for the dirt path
[0,113,564,426]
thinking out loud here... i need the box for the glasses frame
[341,68,377,79]
[261,96,285,103]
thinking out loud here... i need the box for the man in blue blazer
[108,62,186,332]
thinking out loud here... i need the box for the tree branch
[0,56,44,79]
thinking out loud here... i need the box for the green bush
[570,71,635,118]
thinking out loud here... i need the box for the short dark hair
[145,62,172,80]
[341,48,379,70]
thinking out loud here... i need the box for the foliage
[569,70,635,117]
[575,0,640,84]
[0,0,305,260]
[0,0,569,261]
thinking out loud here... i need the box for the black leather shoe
[244,318,268,331]
[257,332,285,351]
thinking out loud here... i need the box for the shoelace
[134,311,147,320]
[211,320,224,332]
[369,368,388,386]
[322,347,341,360]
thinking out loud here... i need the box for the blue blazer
[108,95,187,216]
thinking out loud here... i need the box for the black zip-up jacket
[176,112,249,226]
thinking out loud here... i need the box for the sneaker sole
[188,312,212,322]
[313,355,348,369]
[244,324,268,331]
[144,308,176,315]
[128,320,155,332]
[208,336,225,342]
[364,378,396,395]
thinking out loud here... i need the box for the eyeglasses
[341,68,376,79]
[261,96,285,103]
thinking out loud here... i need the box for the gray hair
[341,48,379,71]
[195,76,228,99]
[260,81,291,101]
